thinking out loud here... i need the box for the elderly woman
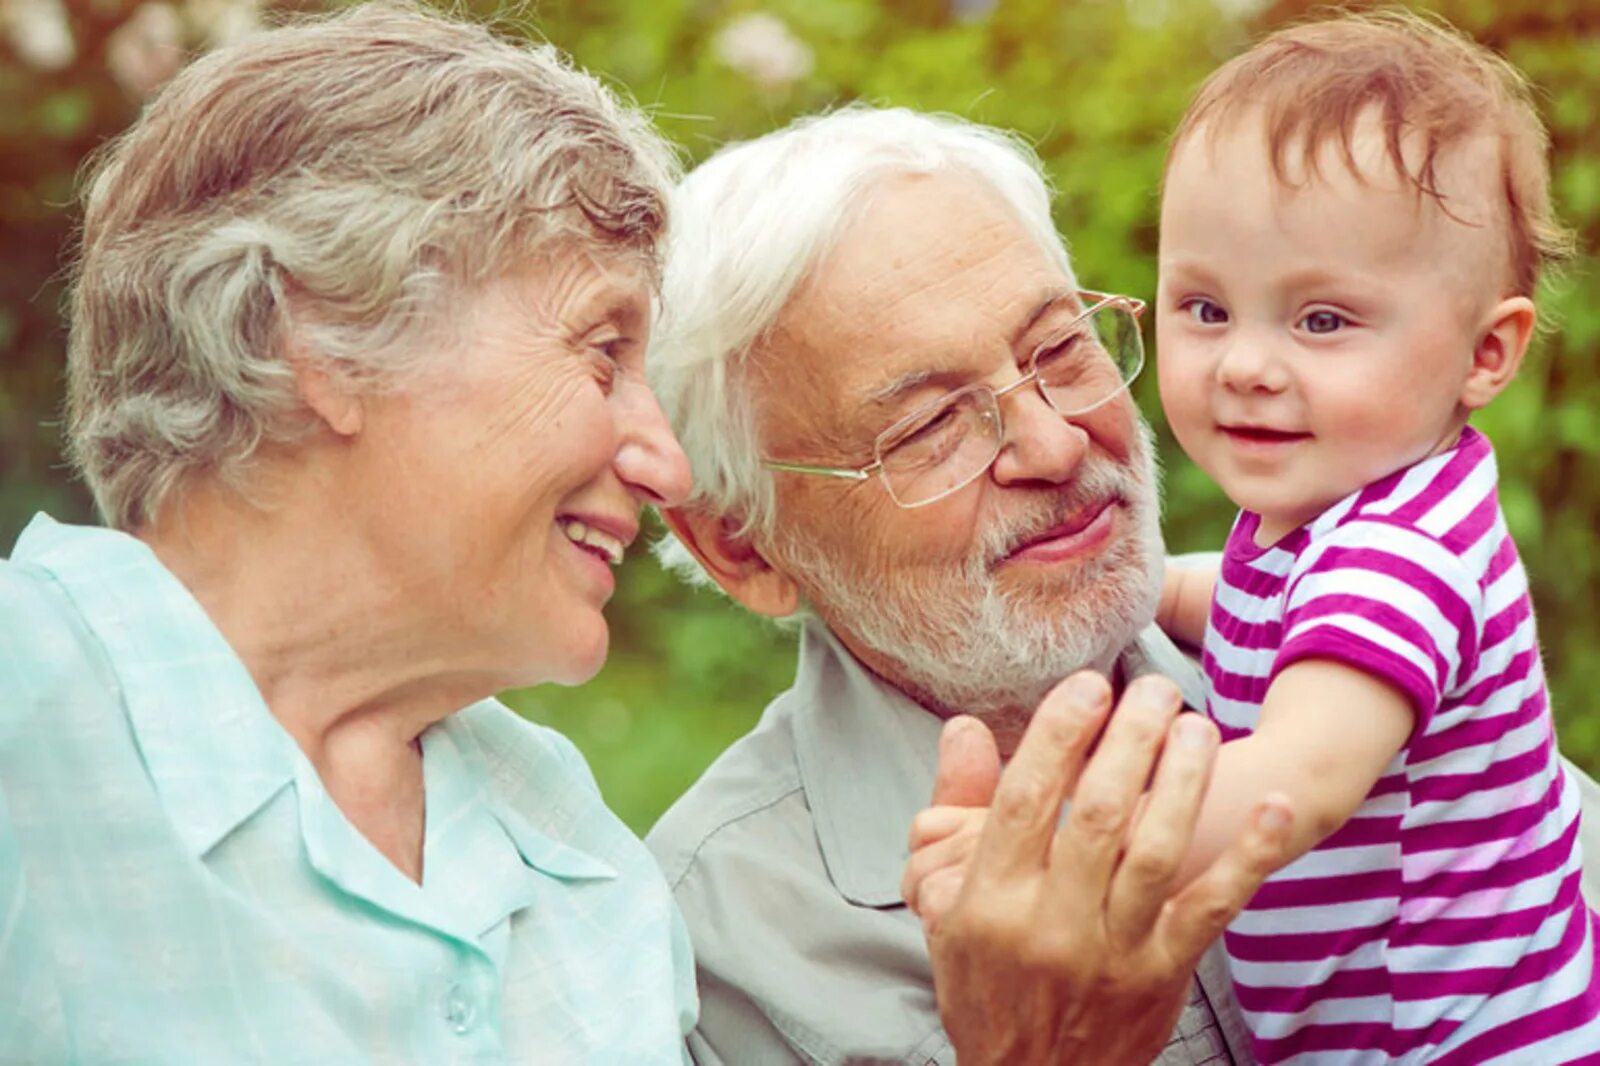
[0,4,695,1060]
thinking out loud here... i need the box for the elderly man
[642,107,1599,1064]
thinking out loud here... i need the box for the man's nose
[1215,334,1289,394]
[989,386,1089,488]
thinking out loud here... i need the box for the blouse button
[443,982,478,1035]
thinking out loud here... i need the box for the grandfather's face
[754,171,1163,730]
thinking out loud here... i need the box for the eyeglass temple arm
[763,459,876,481]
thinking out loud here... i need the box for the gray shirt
[646,619,1255,1065]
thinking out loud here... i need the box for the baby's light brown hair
[1167,9,1572,297]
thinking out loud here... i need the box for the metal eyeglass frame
[762,289,1146,509]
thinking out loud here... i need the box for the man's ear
[289,347,363,437]
[1461,295,1537,411]
[660,506,800,618]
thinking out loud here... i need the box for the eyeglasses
[764,290,1145,509]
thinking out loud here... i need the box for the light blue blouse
[0,515,696,1064]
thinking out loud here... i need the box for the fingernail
[1131,673,1181,708]
[1257,803,1291,831]
[1175,714,1213,747]
[946,715,980,738]
[940,716,979,752]
[1066,672,1106,704]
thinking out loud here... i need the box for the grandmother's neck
[138,477,494,765]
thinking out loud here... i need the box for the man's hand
[902,671,1294,1066]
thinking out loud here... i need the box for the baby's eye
[1182,298,1229,325]
[1300,309,1348,335]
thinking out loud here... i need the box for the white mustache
[979,458,1143,566]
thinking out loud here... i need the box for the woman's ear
[290,351,363,437]
[659,506,800,618]
[1461,295,1537,411]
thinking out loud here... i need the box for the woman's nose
[615,380,693,507]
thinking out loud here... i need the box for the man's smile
[1001,498,1119,565]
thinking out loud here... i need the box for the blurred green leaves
[2,0,1596,834]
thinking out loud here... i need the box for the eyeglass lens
[878,301,1142,507]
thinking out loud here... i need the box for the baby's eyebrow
[1275,266,1351,292]
[1158,256,1219,280]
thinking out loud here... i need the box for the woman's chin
[536,627,611,689]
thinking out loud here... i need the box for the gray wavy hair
[66,2,678,531]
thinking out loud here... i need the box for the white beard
[772,424,1164,722]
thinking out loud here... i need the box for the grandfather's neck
[825,618,1119,761]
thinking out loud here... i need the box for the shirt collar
[284,707,615,948]
[13,514,298,857]
[439,704,618,885]
[789,617,1206,909]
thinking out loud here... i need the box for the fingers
[967,671,1111,891]
[1048,675,1184,910]
[908,805,982,851]
[903,807,987,916]
[908,813,979,921]
[1104,713,1218,944]
[930,716,1002,808]
[1161,793,1295,966]
[914,867,966,938]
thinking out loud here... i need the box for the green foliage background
[2,0,1596,833]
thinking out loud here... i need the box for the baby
[1154,12,1597,1063]
[909,10,1599,1065]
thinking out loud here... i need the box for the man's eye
[1300,310,1348,335]
[1182,298,1229,325]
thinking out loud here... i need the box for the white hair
[649,105,1077,586]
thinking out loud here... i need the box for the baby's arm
[1176,659,1414,885]
[1158,563,1216,648]
[906,666,1415,907]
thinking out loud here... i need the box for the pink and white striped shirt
[1203,427,1600,1064]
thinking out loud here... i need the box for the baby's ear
[1461,296,1537,411]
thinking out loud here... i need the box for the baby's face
[1156,115,1506,543]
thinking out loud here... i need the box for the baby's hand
[902,804,988,933]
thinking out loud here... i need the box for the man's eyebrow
[1016,288,1079,346]
[859,288,1079,413]
[863,368,938,410]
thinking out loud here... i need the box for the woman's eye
[1300,310,1347,335]
[588,337,627,388]
[1183,298,1229,325]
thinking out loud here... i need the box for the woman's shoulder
[0,557,119,740]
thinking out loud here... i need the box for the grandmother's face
[755,172,1163,722]
[356,252,690,688]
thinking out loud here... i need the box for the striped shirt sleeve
[1275,517,1484,728]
